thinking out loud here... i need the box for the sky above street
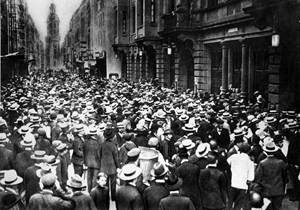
[26,0,82,45]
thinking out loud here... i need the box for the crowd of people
[0,72,299,210]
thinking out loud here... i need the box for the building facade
[45,3,61,70]
[1,0,44,82]
[62,0,299,110]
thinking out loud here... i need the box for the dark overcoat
[116,184,144,210]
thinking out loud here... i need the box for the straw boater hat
[263,140,279,153]
[0,170,23,186]
[119,164,142,181]
[67,174,86,189]
[181,139,195,150]
[36,163,52,178]
[43,155,60,166]
[74,124,84,133]
[265,116,276,124]
[18,125,32,135]
[0,133,9,143]
[195,143,211,158]
[182,124,196,132]
[288,121,299,129]
[20,136,34,147]
[30,150,46,160]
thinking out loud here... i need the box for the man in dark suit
[199,151,228,210]
[56,143,69,192]
[175,144,201,210]
[255,140,288,210]
[143,162,169,210]
[211,119,230,149]
[0,133,14,171]
[196,111,212,143]
[71,124,85,176]
[116,164,144,210]
[83,127,101,192]
[27,173,75,210]
[158,173,195,210]
[99,128,120,201]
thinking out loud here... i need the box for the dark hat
[67,174,86,189]
[119,164,142,181]
[150,162,168,178]
[1,193,21,209]
[216,118,224,124]
[273,134,283,143]
[127,147,141,158]
[103,128,115,139]
[165,174,183,191]
[122,133,133,141]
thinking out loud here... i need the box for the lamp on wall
[139,49,143,56]
[167,46,172,55]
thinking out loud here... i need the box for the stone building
[45,3,61,70]
[63,0,299,110]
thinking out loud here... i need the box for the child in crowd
[90,172,109,210]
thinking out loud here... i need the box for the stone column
[221,42,228,94]
[241,40,249,104]
[228,46,233,88]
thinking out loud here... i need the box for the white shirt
[227,153,255,190]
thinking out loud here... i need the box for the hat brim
[182,127,195,132]
[20,141,33,147]
[165,177,183,191]
[0,176,23,186]
[119,167,142,181]
[66,180,86,189]
[263,146,279,153]
[45,159,60,166]
[30,155,45,160]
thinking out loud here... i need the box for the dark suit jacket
[15,150,34,178]
[0,146,14,170]
[26,189,75,210]
[71,136,84,166]
[133,134,149,148]
[90,185,109,210]
[51,124,62,142]
[116,184,144,210]
[287,131,300,165]
[143,182,169,210]
[196,120,211,143]
[188,155,209,170]
[24,164,41,204]
[199,166,228,209]
[34,138,51,155]
[175,161,201,210]
[99,139,120,175]
[83,136,101,169]
[158,193,195,210]
[71,191,97,210]
[56,154,68,189]
[248,144,263,164]
[211,128,230,149]
[255,156,288,197]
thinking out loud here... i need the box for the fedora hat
[30,115,41,123]
[67,174,86,189]
[99,123,106,131]
[36,163,52,178]
[0,170,23,186]
[119,164,142,181]
[150,162,168,178]
[30,150,46,159]
[0,133,9,143]
[263,140,278,153]
[182,124,196,132]
[18,125,32,135]
[181,139,195,150]
[43,155,60,165]
[165,174,183,191]
[1,193,21,209]
[265,116,276,124]
[20,136,34,147]
[103,128,115,139]
[196,143,211,158]
[156,110,166,119]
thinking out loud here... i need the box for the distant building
[45,3,60,70]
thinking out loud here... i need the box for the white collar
[170,190,180,194]
[206,163,217,168]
